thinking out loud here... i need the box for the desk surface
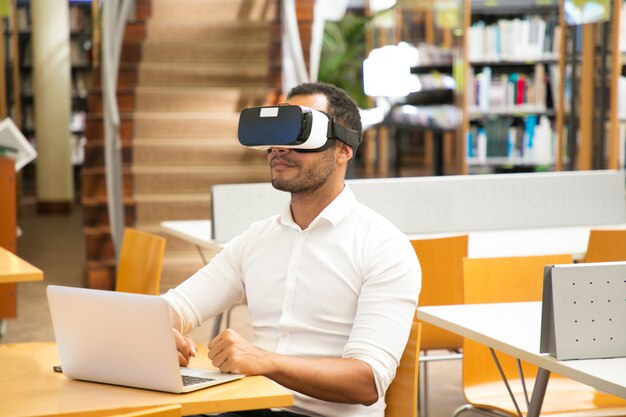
[410,224,626,259]
[0,342,293,417]
[161,220,626,259]
[417,302,626,399]
[0,246,43,283]
[161,220,214,249]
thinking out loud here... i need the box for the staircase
[83,0,279,291]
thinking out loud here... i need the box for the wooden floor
[2,198,467,417]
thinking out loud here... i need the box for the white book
[478,67,492,112]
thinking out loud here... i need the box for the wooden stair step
[132,138,267,165]
[141,42,269,64]
[150,0,277,21]
[134,193,212,223]
[132,165,270,194]
[145,20,270,42]
[135,86,268,112]
[137,62,268,88]
[133,112,239,138]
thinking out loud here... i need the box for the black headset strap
[327,120,361,149]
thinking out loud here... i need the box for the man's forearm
[169,306,182,331]
[264,354,379,405]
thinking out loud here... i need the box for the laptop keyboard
[182,374,216,386]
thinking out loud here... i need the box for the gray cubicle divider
[211,182,290,243]
[211,170,626,244]
[541,261,626,360]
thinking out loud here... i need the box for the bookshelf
[460,0,563,174]
[381,3,459,176]
[15,0,93,167]
[458,0,625,174]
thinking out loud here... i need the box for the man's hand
[173,328,197,367]
[207,328,377,405]
[207,328,273,374]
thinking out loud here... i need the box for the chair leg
[453,404,511,417]
[421,354,429,417]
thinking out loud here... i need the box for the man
[162,82,421,417]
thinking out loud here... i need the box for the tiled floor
[2,201,467,417]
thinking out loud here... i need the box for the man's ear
[336,142,354,163]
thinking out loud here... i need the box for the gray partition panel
[211,170,626,243]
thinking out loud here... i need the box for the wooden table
[0,246,43,283]
[0,342,293,417]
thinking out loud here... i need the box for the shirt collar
[278,185,356,230]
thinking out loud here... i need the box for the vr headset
[238,105,361,152]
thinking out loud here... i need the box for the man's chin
[271,178,291,192]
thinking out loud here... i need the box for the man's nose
[268,147,290,154]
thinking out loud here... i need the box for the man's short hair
[286,82,363,144]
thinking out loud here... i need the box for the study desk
[0,246,43,336]
[409,224,626,260]
[417,302,626,417]
[161,220,626,260]
[0,245,43,283]
[0,342,293,417]
[161,220,214,263]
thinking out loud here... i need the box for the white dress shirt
[163,185,421,417]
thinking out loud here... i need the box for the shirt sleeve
[161,232,249,335]
[342,233,421,398]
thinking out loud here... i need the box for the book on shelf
[17,7,29,31]
[467,114,554,164]
[469,15,559,63]
[72,71,89,98]
[70,39,90,66]
[69,5,90,33]
[468,64,547,113]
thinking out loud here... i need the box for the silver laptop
[47,285,244,393]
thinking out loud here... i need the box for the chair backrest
[462,254,572,387]
[109,404,182,417]
[411,235,467,351]
[116,228,166,295]
[385,321,422,417]
[583,229,626,263]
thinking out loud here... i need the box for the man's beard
[270,149,335,194]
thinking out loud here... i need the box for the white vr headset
[238,105,361,152]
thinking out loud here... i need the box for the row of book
[21,39,92,67]
[467,65,549,114]
[469,15,561,62]
[412,42,453,67]
[467,115,554,164]
[22,105,86,134]
[17,5,91,32]
[21,71,90,99]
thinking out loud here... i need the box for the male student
[162,82,421,417]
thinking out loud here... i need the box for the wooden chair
[410,235,468,416]
[457,254,626,417]
[583,229,626,263]
[116,228,166,296]
[386,321,422,417]
[109,405,181,417]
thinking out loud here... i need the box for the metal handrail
[281,0,309,91]
[101,0,135,260]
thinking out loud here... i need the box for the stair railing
[101,0,135,261]
[281,0,309,91]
